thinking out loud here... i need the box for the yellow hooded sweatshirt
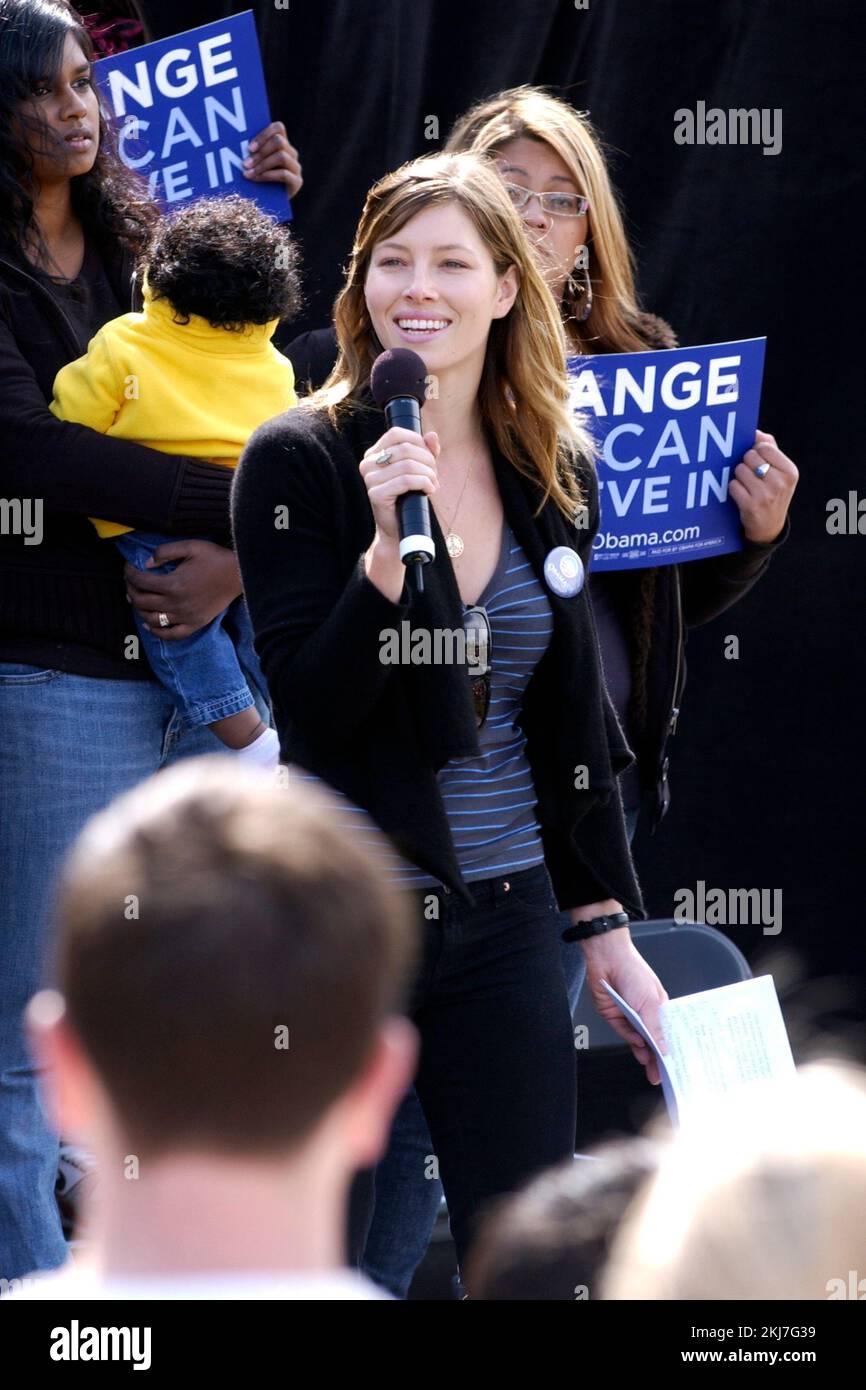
[50,283,297,537]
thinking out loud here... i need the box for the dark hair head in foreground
[144,194,301,331]
[52,757,416,1159]
[465,1137,662,1299]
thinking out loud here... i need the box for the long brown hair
[310,150,595,522]
[448,88,674,752]
[446,86,656,356]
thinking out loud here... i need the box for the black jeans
[349,861,577,1271]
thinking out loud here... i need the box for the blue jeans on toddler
[116,530,262,729]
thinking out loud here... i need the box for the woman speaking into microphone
[232,150,666,1273]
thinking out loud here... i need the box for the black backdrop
[141,0,866,1035]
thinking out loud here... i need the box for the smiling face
[494,136,588,301]
[364,201,519,384]
[19,31,100,188]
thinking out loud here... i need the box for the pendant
[445,531,465,559]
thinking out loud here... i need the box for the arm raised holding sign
[94,16,304,209]
[730,429,798,545]
[244,120,303,198]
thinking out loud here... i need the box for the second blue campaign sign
[568,338,766,570]
[94,11,291,221]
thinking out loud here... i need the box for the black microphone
[370,348,434,593]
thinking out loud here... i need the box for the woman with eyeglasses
[232,150,668,1286]
[446,87,797,840]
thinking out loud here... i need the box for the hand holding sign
[244,121,303,197]
[95,12,294,220]
[568,338,770,569]
[730,429,799,545]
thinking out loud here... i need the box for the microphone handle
[383,396,435,578]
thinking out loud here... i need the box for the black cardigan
[232,398,645,917]
[286,322,790,828]
[0,237,233,678]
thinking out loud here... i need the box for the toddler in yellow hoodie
[51,196,299,765]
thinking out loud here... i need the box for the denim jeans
[361,806,640,1298]
[0,659,270,1280]
[116,531,262,728]
[353,861,577,1276]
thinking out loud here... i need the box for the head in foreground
[28,757,418,1276]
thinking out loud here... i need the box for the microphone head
[370,348,428,410]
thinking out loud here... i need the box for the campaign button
[543,546,585,597]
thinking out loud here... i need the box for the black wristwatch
[562,911,630,943]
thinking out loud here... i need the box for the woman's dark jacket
[285,321,790,831]
[232,399,645,918]
[0,237,233,678]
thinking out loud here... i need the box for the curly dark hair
[144,194,301,332]
[0,0,158,263]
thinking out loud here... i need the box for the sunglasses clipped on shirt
[463,604,492,731]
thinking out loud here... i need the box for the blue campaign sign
[94,11,290,221]
[568,338,766,570]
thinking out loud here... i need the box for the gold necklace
[435,444,479,559]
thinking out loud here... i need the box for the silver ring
[754,462,771,479]
[373,449,393,467]
[157,611,171,628]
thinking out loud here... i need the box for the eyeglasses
[463,604,492,730]
[502,181,590,219]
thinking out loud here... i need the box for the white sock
[235,725,280,768]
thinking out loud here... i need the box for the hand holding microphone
[360,349,438,594]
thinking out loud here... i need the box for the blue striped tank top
[291,521,554,889]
